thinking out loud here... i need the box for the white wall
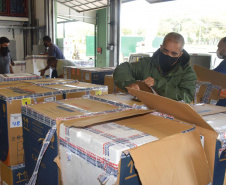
[0,22,24,60]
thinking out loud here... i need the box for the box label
[22,98,31,105]
[85,73,90,81]
[3,181,8,185]
[95,90,102,96]
[10,113,22,128]
[44,96,56,103]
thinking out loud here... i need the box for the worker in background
[0,37,14,74]
[214,37,226,74]
[214,37,226,107]
[113,32,197,103]
[47,56,75,78]
[39,36,65,76]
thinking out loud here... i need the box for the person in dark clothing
[113,32,197,103]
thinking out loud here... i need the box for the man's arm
[113,60,147,91]
[39,65,50,76]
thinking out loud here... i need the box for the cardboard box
[0,81,30,89]
[191,104,226,185]
[0,73,41,82]
[58,113,212,185]
[12,61,26,74]
[194,65,226,104]
[0,163,28,185]
[22,98,149,185]
[63,66,93,81]
[25,55,51,76]
[21,78,78,86]
[44,82,108,99]
[127,88,219,183]
[22,96,212,185]
[0,86,63,166]
[81,68,114,85]
[104,75,125,94]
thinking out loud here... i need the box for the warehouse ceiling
[56,0,173,13]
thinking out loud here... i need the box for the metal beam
[108,0,120,67]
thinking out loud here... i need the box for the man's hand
[39,69,46,76]
[128,83,140,90]
[143,77,155,88]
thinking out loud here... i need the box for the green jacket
[113,49,197,103]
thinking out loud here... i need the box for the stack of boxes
[2,63,226,185]
[63,67,114,85]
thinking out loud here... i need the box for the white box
[59,122,158,185]
[12,61,26,73]
[25,55,51,76]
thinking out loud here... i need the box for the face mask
[1,47,9,56]
[44,42,48,48]
[217,49,224,59]
[159,51,179,73]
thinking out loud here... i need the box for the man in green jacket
[113,32,197,103]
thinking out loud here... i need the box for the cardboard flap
[63,109,152,127]
[136,81,153,93]
[129,130,212,185]
[191,104,226,116]
[194,65,226,89]
[127,87,215,131]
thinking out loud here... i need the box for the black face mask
[159,51,179,73]
[1,47,9,57]
[44,42,48,48]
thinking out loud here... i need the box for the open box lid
[194,65,226,89]
[129,130,212,185]
[127,87,215,132]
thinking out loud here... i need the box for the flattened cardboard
[127,87,214,131]
[136,81,153,93]
[129,130,212,185]
[194,65,226,89]
[63,109,151,128]
[191,104,226,116]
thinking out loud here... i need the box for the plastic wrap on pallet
[45,84,108,95]
[88,95,148,110]
[202,113,226,157]
[29,80,78,86]
[0,73,41,82]
[0,88,62,104]
[151,111,174,120]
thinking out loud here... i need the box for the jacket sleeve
[154,64,196,103]
[113,61,146,91]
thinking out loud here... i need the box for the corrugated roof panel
[64,2,75,6]
[71,1,81,6]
